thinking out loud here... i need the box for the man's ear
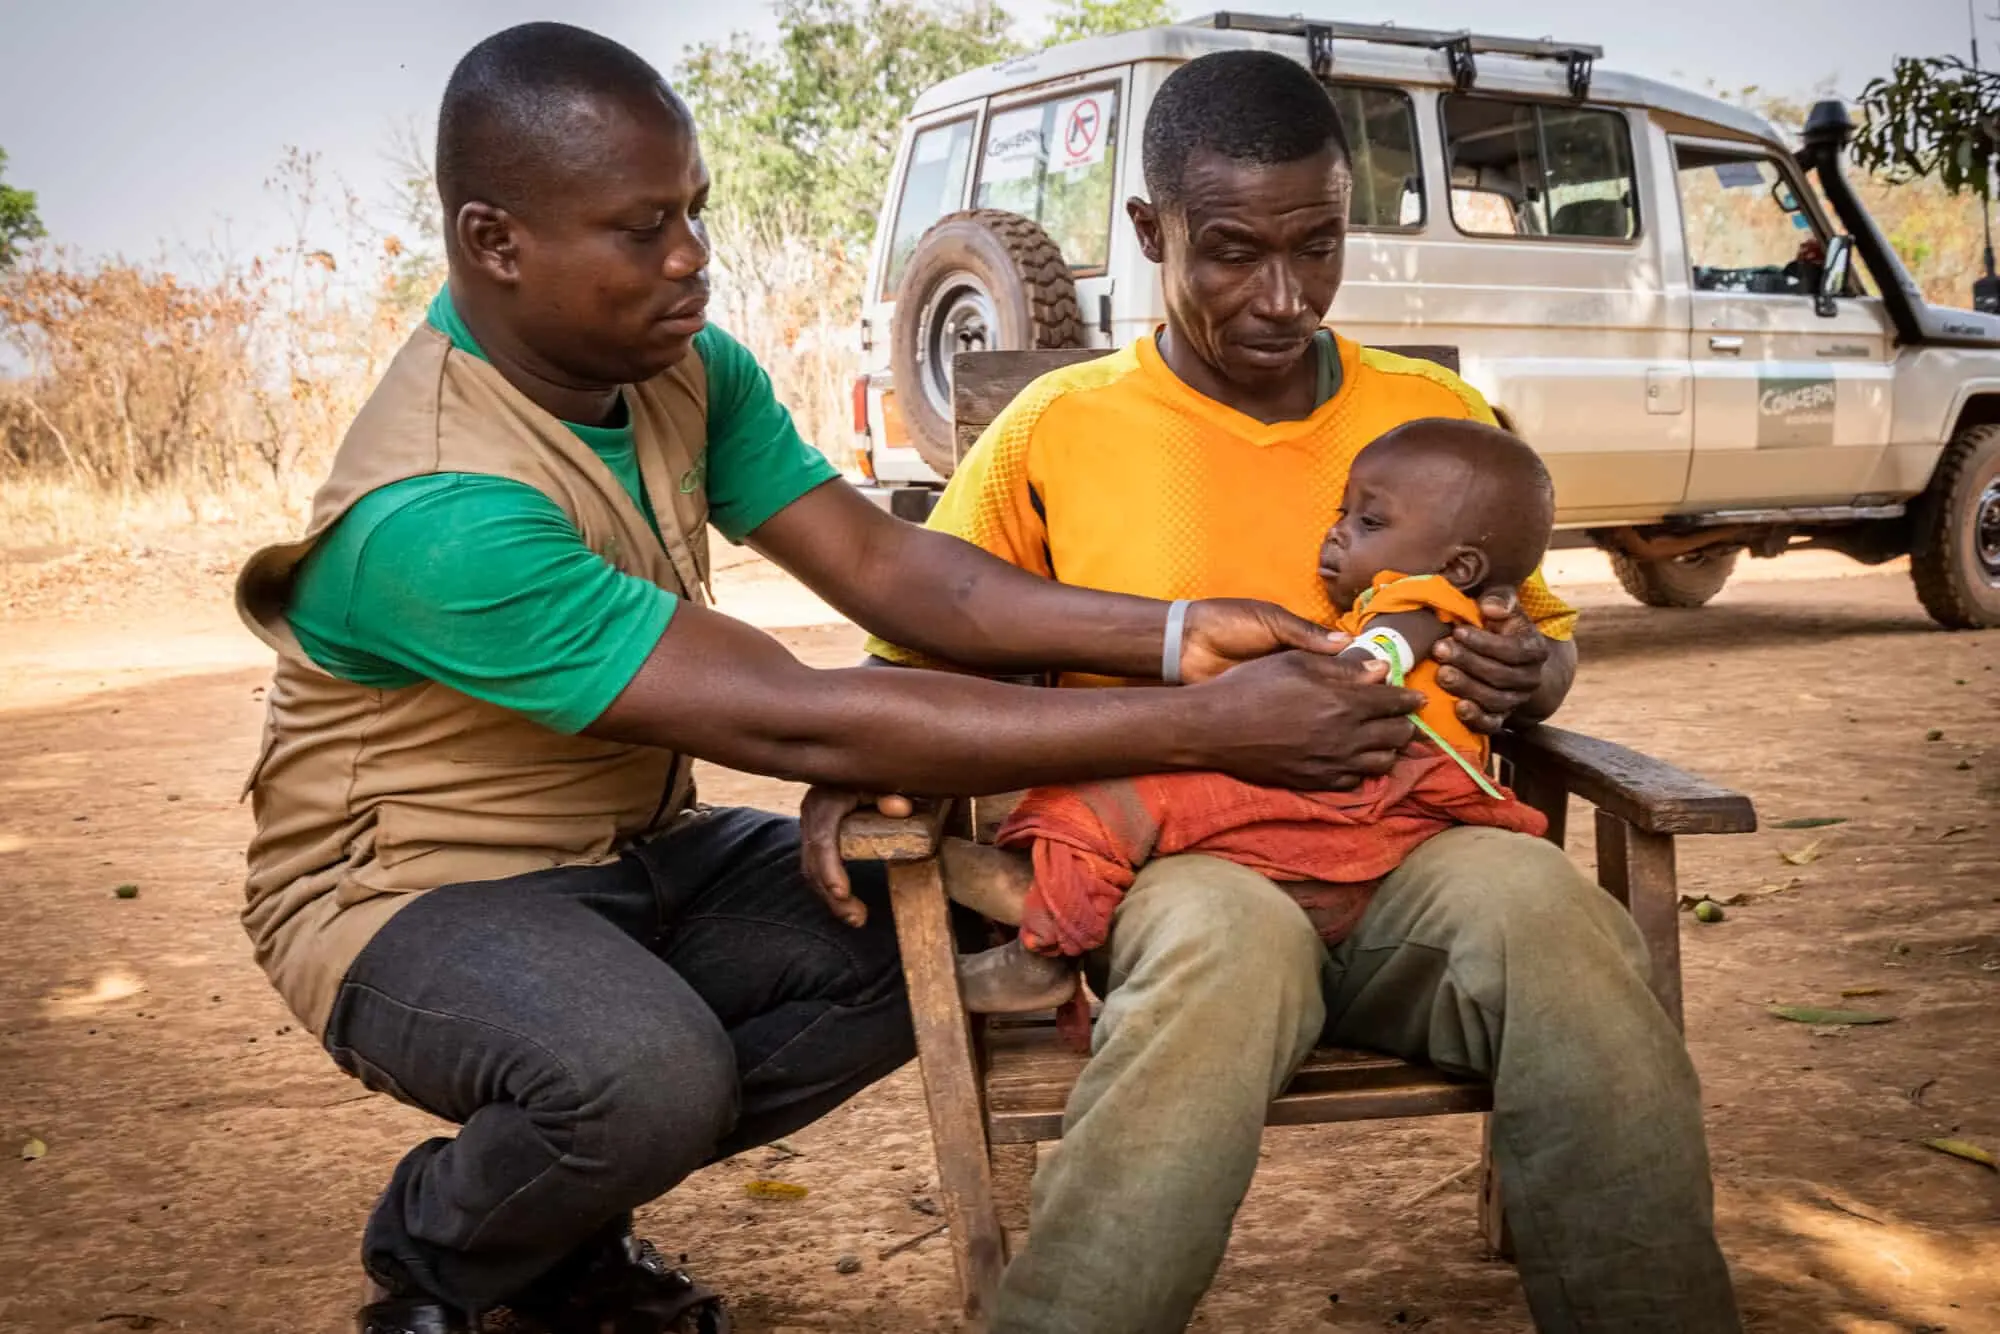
[1441,546,1490,592]
[1127,196,1164,265]
[455,202,523,286]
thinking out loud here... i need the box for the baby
[947,417,1559,1015]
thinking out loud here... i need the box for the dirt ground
[1,541,1996,1334]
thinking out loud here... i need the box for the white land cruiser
[852,13,2000,629]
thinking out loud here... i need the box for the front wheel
[1608,547,1739,608]
[1910,422,2000,629]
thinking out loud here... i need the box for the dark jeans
[322,807,915,1310]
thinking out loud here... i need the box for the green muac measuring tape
[1350,626,1505,800]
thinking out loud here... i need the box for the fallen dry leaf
[1772,816,1847,830]
[20,1137,46,1161]
[1939,944,1980,956]
[743,1179,809,1201]
[1768,1004,1894,1026]
[1813,1195,1885,1225]
[1920,1138,1998,1171]
[1780,840,1825,867]
[1839,986,1887,997]
[1938,825,1972,841]
[1679,878,1803,911]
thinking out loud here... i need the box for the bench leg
[1478,1114,1514,1260]
[888,859,1007,1326]
[990,1140,1037,1261]
[1593,811,1684,1031]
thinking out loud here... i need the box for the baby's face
[1318,451,1468,608]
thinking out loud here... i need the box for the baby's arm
[1336,608,1450,680]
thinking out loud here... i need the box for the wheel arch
[1945,385,2000,440]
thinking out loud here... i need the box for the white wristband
[1162,599,1191,684]
[1351,627,1416,679]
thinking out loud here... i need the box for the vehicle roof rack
[1191,12,1601,98]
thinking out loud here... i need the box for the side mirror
[1974,274,2000,314]
[1816,234,1854,317]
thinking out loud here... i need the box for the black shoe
[514,1228,730,1334]
[356,1293,472,1334]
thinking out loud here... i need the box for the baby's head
[1318,418,1555,610]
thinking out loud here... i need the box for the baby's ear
[1441,546,1489,592]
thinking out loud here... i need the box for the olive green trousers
[991,826,1741,1334]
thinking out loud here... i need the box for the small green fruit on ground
[1693,900,1724,923]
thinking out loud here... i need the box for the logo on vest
[679,457,707,495]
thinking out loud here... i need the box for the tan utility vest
[235,324,710,1035]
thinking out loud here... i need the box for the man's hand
[1188,650,1422,789]
[1178,598,1348,683]
[797,788,914,926]
[1432,589,1551,735]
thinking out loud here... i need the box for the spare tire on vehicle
[891,209,1083,477]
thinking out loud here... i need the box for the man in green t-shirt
[267,24,1434,1334]
[285,290,848,737]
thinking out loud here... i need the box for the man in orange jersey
[812,50,1739,1334]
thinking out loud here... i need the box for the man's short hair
[1142,49,1352,210]
[436,22,680,219]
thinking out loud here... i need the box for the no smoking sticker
[1053,95,1108,172]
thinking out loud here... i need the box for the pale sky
[0,0,1973,267]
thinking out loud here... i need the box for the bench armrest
[836,798,955,864]
[1497,724,1756,836]
[831,726,1755,858]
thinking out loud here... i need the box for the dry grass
[0,472,301,558]
[0,151,430,554]
[707,203,864,470]
[0,160,862,557]
[0,136,1985,559]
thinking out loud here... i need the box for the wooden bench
[839,349,1759,1328]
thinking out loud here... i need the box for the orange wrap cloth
[1001,748,1548,958]
[1000,572,1545,959]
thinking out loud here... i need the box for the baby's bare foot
[939,837,1035,924]
[958,938,1080,1014]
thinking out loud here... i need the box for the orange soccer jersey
[867,332,1576,676]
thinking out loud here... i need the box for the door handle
[1708,335,1744,354]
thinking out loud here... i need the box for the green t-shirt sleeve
[697,323,841,542]
[286,474,676,734]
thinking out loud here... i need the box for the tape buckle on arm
[1350,629,1505,800]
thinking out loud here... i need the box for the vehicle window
[882,118,976,299]
[1442,96,1638,241]
[1326,83,1423,228]
[1676,146,1840,297]
[975,87,1120,271]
